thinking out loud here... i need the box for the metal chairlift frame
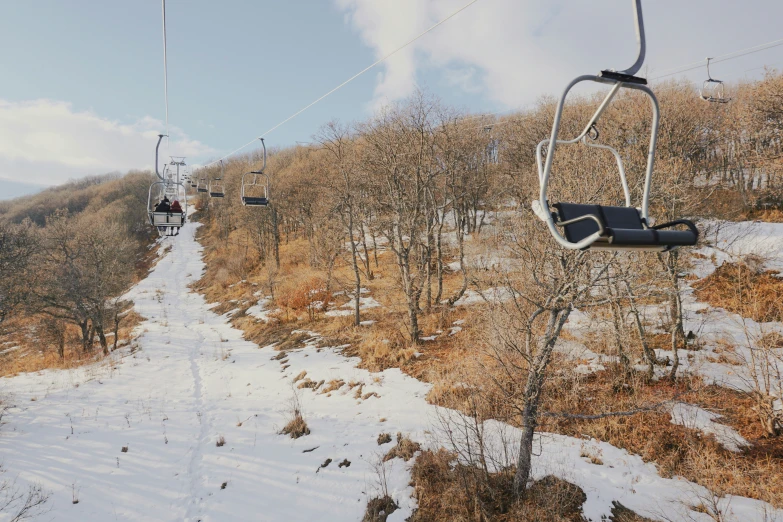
[531,0,698,252]
[241,138,270,207]
[209,161,226,198]
[148,134,188,228]
[197,174,208,193]
[699,57,731,103]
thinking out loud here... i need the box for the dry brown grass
[321,379,345,394]
[297,378,324,391]
[383,433,421,462]
[410,449,588,522]
[363,496,398,522]
[281,412,310,439]
[539,367,783,507]
[693,261,783,322]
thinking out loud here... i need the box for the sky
[1,0,782,198]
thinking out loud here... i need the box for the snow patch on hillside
[668,403,750,453]
[1,220,781,521]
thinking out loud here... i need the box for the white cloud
[0,99,214,187]
[335,0,783,110]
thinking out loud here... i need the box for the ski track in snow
[1,221,781,521]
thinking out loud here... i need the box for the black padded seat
[553,203,698,250]
[242,197,269,206]
[197,188,207,193]
[209,192,224,198]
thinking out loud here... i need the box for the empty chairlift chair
[241,171,269,206]
[241,138,270,207]
[699,57,731,104]
[531,0,698,252]
[209,178,225,198]
[197,176,208,193]
[209,160,225,197]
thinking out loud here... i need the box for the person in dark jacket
[154,197,171,213]
[153,197,171,233]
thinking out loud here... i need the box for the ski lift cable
[651,38,783,80]
[201,0,481,168]
[196,15,778,171]
[162,0,170,155]
[462,41,783,132]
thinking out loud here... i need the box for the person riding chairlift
[153,197,171,234]
[154,196,171,213]
[170,200,183,236]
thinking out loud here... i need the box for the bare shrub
[363,454,398,522]
[0,467,50,521]
[280,389,310,439]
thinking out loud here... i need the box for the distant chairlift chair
[209,160,226,197]
[699,57,731,104]
[241,138,270,206]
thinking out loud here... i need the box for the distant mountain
[0,179,47,200]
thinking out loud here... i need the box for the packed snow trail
[1,221,781,521]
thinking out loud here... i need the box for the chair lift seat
[150,211,185,227]
[197,187,207,193]
[553,203,698,251]
[242,196,269,206]
[209,192,224,198]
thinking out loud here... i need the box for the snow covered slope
[1,221,780,521]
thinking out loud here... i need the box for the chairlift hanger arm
[259,138,267,171]
[155,134,167,180]
[620,0,645,76]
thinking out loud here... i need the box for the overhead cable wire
[460,37,783,131]
[650,37,783,80]
[201,0,481,168]
[199,25,780,171]
[162,0,170,154]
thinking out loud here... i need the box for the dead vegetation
[409,449,587,522]
[362,496,398,522]
[693,261,783,322]
[281,413,310,439]
[383,433,421,462]
[280,390,310,439]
